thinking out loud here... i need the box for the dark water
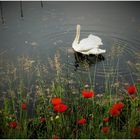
[0,1,140,98]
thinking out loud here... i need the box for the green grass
[0,54,140,139]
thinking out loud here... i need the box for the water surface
[0,1,140,100]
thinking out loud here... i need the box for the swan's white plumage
[72,25,106,55]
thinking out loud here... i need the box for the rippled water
[41,26,140,93]
[0,2,140,96]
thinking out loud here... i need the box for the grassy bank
[0,53,140,139]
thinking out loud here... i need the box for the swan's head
[76,24,80,33]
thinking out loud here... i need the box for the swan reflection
[74,52,105,71]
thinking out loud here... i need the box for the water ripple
[41,25,139,83]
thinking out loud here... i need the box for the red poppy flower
[52,135,59,139]
[9,121,17,129]
[101,126,109,134]
[103,117,109,123]
[127,86,136,95]
[40,117,46,123]
[113,103,124,110]
[51,98,61,105]
[54,103,68,112]
[82,91,94,98]
[21,103,27,109]
[77,118,87,125]
[110,108,120,117]
[131,127,140,135]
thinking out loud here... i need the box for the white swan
[72,24,106,55]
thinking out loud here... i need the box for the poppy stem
[127,63,136,89]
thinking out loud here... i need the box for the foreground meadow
[0,53,140,139]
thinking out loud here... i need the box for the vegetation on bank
[0,53,140,139]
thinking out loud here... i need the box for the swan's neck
[74,24,80,44]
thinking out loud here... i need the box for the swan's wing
[80,34,103,45]
[81,48,106,55]
[88,34,102,43]
[78,34,103,52]
[85,48,106,55]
